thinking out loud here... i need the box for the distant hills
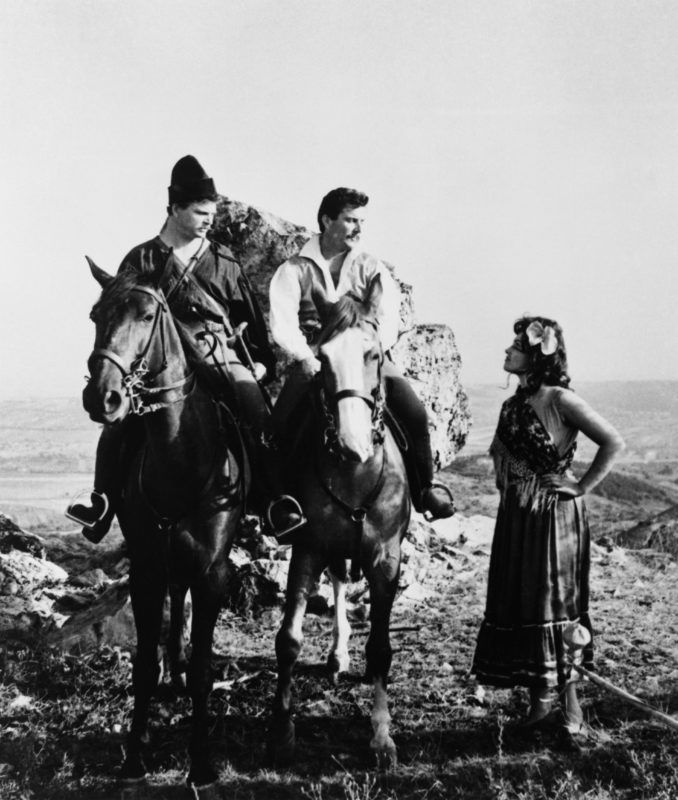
[0,381,676,474]
[0,397,98,475]
[0,382,677,534]
[463,380,678,461]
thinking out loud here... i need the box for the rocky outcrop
[0,508,490,653]
[615,505,678,558]
[0,516,68,642]
[0,515,190,652]
[392,325,469,468]
[213,198,469,465]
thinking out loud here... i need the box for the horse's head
[316,275,385,462]
[83,258,180,424]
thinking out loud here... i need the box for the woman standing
[471,316,624,739]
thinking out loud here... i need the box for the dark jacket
[118,236,276,379]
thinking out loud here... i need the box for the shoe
[265,495,307,545]
[421,483,456,521]
[65,491,113,544]
[519,699,555,730]
[560,720,610,750]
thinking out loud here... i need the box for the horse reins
[88,285,195,416]
[319,363,386,450]
[315,341,389,581]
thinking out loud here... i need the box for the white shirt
[269,234,402,362]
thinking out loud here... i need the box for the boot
[420,483,456,521]
[65,422,126,543]
[265,494,307,545]
[65,491,114,543]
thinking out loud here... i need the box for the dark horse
[83,259,245,792]
[270,276,411,768]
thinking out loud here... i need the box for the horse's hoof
[371,739,398,771]
[187,763,219,790]
[327,652,350,683]
[171,672,188,695]
[119,778,148,800]
[267,717,296,767]
[120,754,147,783]
[188,779,221,800]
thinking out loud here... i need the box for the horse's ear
[365,273,383,313]
[86,256,113,288]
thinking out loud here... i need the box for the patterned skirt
[471,485,594,688]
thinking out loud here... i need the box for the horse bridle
[318,320,386,455]
[88,285,194,416]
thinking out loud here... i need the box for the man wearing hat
[67,155,305,542]
[269,186,455,520]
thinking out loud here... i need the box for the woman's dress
[471,385,593,688]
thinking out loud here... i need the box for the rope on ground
[564,623,678,732]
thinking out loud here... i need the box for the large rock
[0,516,68,641]
[392,325,470,468]
[212,198,469,465]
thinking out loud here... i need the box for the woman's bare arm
[544,390,625,496]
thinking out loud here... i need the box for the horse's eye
[143,313,154,322]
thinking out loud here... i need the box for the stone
[391,325,470,467]
[0,550,67,598]
[0,515,46,559]
[615,505,678,557]
[69,568,108,589]
[225,557,289,616]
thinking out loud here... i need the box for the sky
[1,0,677,399]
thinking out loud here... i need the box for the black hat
[168,155,218,204]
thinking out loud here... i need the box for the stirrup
[265,495,307,544]
[65,490,110,530]
[421,482,456,522]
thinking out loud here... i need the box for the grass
[3,483,678,798]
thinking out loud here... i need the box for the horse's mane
[316,293,376,345]
[90,271,158,321]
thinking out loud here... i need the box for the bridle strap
[132,284,168,309]
[87,284,190,415]
[334,389,376,410]
[141,374,195,396]
[89,285,168,379]
[316,448,387,523]
[90,347,129,377]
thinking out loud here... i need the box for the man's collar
[299,234,360,269]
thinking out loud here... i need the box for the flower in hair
[525,321,558,355]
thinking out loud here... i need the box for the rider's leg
[228,364,306,538]
[271,361,314,440]
[382,360,455,520]
[66,423,122,542]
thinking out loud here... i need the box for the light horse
[83,259,246,792]
[270,276,411,768]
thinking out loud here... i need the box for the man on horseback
[269,187,455,520]
[67,155,305,541]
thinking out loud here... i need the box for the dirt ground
[3,501,678,800]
